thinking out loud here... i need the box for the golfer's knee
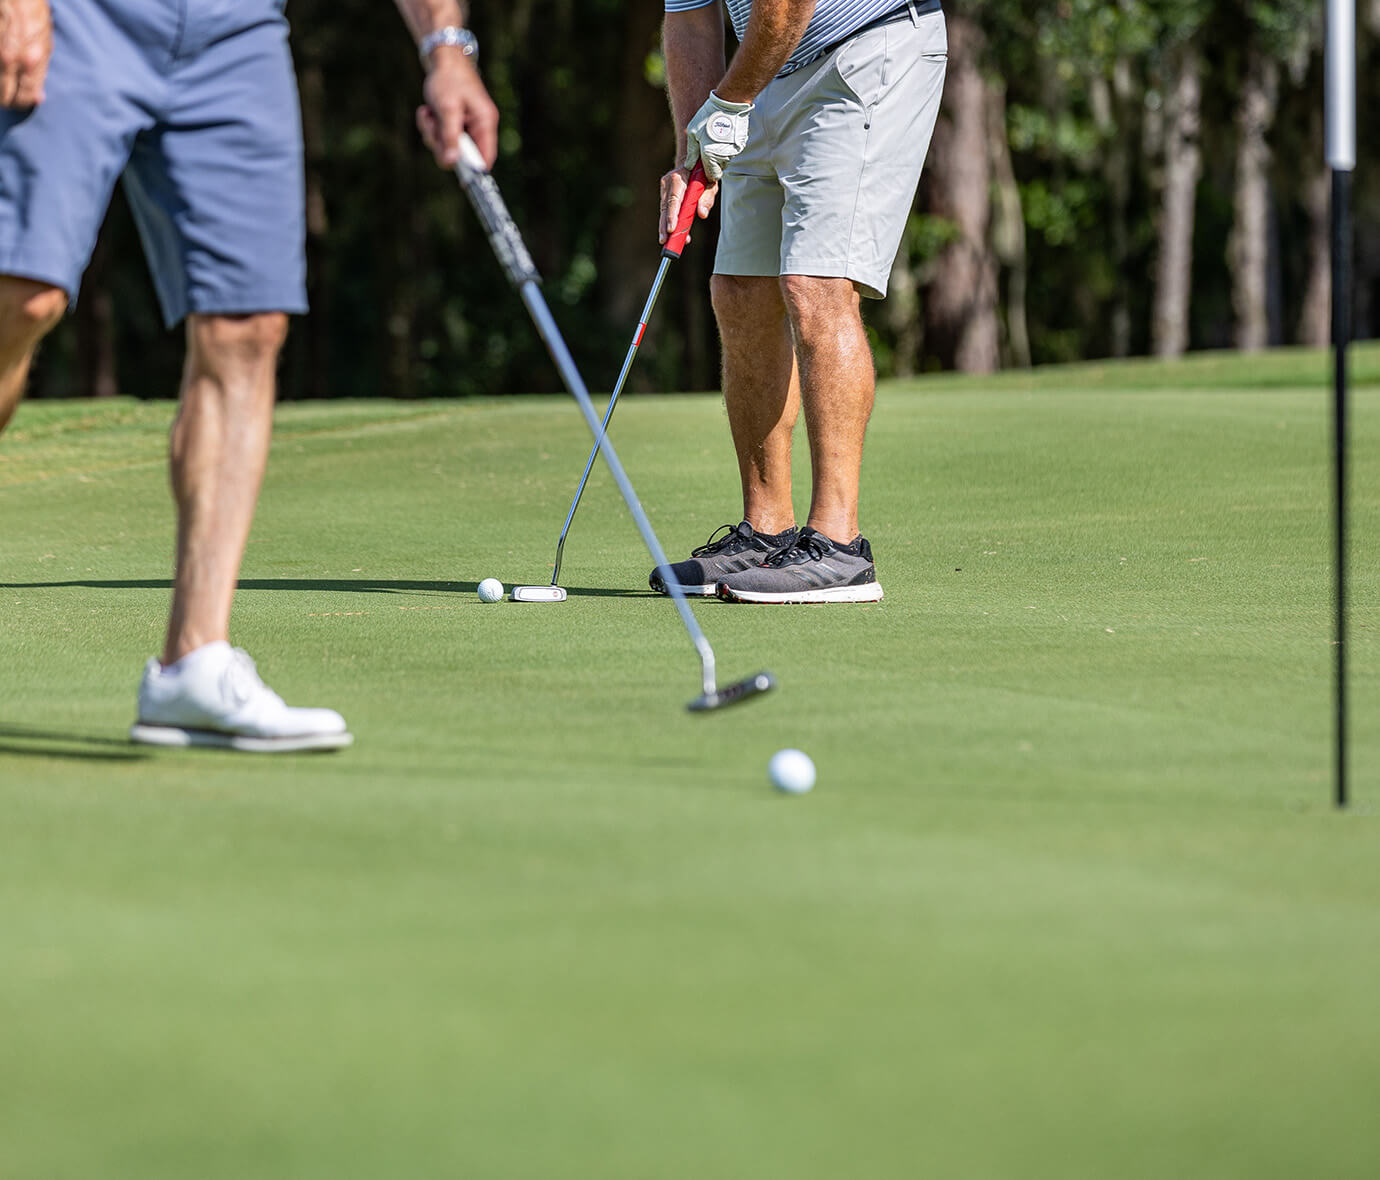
[0,278,67,349]
[188,312,288,373]
[711,273,780,325]
[779,275,859,333]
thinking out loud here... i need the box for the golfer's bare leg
[161,312,286,666]
[780,275,874,543]
[710,273,799,535]
[0,278,68,434]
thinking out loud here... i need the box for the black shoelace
[763,530,833,567]
[692,523,754,557]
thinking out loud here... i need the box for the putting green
[1,347,1377,1178]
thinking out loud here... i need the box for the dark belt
[823,0,943,56]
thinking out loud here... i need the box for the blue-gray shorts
[0,0,306,327]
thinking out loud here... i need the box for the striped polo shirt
[663,0,929,76]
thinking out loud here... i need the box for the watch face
[707,113,736,142]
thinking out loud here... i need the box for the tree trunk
[922,15,998,373]
[985,76,1029,368]
[684,240,716,391]
[74,229,119,399]
[1359,10,1379,339]
[1229,45,1279,352]
[1152,41,1202,358]
[1091,61,1134,356]
[387,103,418,399]
[1297,124,1331,347]
[299,57,330,400]
[599,2,676,387]
[885,233,922,377]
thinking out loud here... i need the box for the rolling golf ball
[769,748,815,794]
[477,578,504,603]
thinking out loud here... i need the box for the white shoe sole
[130,724,354,753]
[717,582,885,604]
[651,581,717,597]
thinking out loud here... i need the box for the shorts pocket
[832,30,889,115]
[919,10,949,56]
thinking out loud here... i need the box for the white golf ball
[768,748,816,794]
[477,578,505,603]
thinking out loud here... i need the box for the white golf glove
[684,91,754,182]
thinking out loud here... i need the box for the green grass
[2,345,1378,1178]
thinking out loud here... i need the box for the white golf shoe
[130,641,352,753]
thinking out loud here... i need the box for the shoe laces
[763,529,832,567]
[692,522,755,558]
[223,648,283,710]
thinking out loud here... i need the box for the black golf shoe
[716,527,884,603]
[649,520,798,596]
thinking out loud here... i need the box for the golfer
[0,0,497,749]
[653,0,946,603]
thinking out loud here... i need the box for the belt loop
[906,0,920,25]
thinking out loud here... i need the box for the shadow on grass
[0,578,654,599]
[0,725,150,762]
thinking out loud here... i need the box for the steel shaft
[550,255,673,586]
[519,284,716,696]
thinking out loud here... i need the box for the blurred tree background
[28,0,1380,401]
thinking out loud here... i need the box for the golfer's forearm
[717,0,816,102]
[664,6,726,159]
[393,0,467,43]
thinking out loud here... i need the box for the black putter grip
[454,140,540,289]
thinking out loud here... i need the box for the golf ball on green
[477,578,504,603]
[769,748,815,794]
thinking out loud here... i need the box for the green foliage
[1006,105,1102,163]
[904,212,963,260]
[1245,0,1321,55]
[27,0,1380,397]
[1020,178,1100,247]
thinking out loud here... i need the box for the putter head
[687,671,777,713]
[511,585,568,603]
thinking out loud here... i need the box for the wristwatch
[419,27,479,67]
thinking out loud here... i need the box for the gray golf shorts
[0,0,306,327]
[716,9,948,300]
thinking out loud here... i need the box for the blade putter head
[512,585,568,604]
[687,671,777,713]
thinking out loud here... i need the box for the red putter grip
[663,163,708,259]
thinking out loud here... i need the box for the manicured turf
[2,346,1378,1178]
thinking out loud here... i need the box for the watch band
[419,27,479,66]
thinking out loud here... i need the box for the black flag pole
[1326,0,1356,808]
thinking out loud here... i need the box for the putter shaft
[551,254,673,586]
[453,138,772,709]
[545,164,706,588]
[518,283,717,696]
